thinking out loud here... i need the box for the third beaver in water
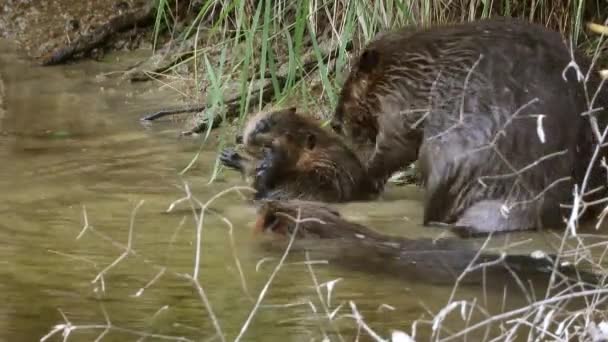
[330,17,608,236]
[255,199,601,285]
[220,107,375,202]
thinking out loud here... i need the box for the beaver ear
[285,107,297,115]
[305,133,316,150]
[359,48,380,73]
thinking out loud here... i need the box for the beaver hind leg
[452,200,539,237]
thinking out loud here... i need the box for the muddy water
[0,39,599,342]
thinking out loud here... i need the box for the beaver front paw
[254,149,273,177]
[220,148,243,171]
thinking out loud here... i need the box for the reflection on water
[0,39,604,342]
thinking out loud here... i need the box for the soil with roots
[0,0,153,62]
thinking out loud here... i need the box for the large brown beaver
[255,199,601,285]
[330,17,608,236]
[220,107,376,202]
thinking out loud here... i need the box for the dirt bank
[0,0,150,61]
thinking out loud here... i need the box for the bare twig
[233,206,304,342]
[92,200,145,287]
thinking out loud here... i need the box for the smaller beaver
[255,199,601,285]
[220,107,375,202]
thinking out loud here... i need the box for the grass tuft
[149,0,604,138]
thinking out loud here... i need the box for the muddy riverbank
[0,0,151,61]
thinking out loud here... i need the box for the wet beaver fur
[330,17,608,236]
[255,199,601,285]
[220,107,375,202]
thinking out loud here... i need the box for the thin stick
[92,200,144,286]
[233,207,304,342]
[439,288,608,342]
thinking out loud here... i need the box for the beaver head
[254,200,378,240]
[224,107,375,203]
[254,200,346,238]
[331,27,437,154]
[241,107,297,146]
[240,107,319,157]
[331,48,384,148]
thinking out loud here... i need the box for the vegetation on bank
[119,0,605,182]
[24,0,608,141]
[142,0,608,129]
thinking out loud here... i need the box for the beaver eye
[254,119,271,136]
[330,120,342,134]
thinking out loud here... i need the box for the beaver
[330,17,608,236]
[220,107,376,202]
[255,199,601,285]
